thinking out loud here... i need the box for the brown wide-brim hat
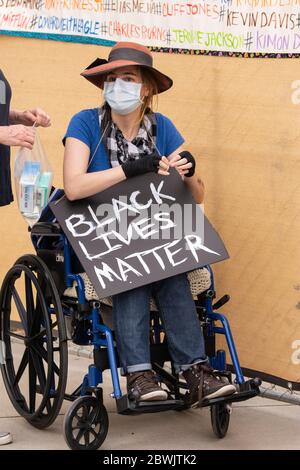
[81,42,173,94]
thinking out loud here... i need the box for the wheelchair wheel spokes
[1,265,53,419]
[63,396,109,451]
[0,255,68,429]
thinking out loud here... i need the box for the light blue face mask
[103,78,143,115]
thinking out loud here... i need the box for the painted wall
[1,35,300,382]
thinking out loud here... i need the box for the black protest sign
[50,170,229,298]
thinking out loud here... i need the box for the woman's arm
[184,174,205,205]
[167,146,205,204]
[63,137,126,201]
[63,137,171,201]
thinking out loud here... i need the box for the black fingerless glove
[122,153,161,179]
[179,151,196,177]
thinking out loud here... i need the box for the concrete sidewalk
[1,342,300,450]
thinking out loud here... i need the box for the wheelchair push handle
[213,294,230,310]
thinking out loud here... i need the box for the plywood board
[1,35,299,383]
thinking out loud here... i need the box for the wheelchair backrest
[30,188,66,295]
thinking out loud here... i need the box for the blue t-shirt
[63,108,184,173]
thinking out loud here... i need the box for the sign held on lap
[51,171,229,298]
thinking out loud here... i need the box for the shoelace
[194,364,221,408]
[130,371,158,392]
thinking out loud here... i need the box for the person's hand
[18,108,51,127]
[122,153,168,178]
[0,125,35,149]
[169,151,196,177]
[157,156,170,176]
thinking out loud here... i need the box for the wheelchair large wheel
[63,396,109,450]
[210,403,231,438]
[0,254,68,429]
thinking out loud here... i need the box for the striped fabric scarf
[100,106,158,167]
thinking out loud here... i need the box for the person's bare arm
[63,137,126,201]
[63,137,171,201]
[184,174,205,204]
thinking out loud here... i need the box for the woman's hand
[122,154,170,178]
[169,151,196,177]
[11,108,51,127]
[0,125,35,149]
[157,156,170,176]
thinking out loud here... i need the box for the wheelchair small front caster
[210,403,231,438]
[63,395,109,450]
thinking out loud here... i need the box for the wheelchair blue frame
[0,215,261,450]
[61,231,246,400]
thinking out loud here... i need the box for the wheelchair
[0,198,261,450]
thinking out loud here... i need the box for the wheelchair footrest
[116,395,186,415]
[201,388,259,408]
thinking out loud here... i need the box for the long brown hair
[139,66,159,121]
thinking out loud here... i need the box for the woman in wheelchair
[63,41,236,406]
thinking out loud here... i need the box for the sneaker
[183,363,236,406]
[127,370,168,402]
[0,432,13,446]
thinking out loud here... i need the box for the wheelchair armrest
[29,222,62,236]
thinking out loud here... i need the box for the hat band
[108,47,153,67]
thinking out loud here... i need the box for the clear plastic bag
[14,128,53,226]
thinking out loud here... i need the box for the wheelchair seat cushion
[63,268,211,310]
